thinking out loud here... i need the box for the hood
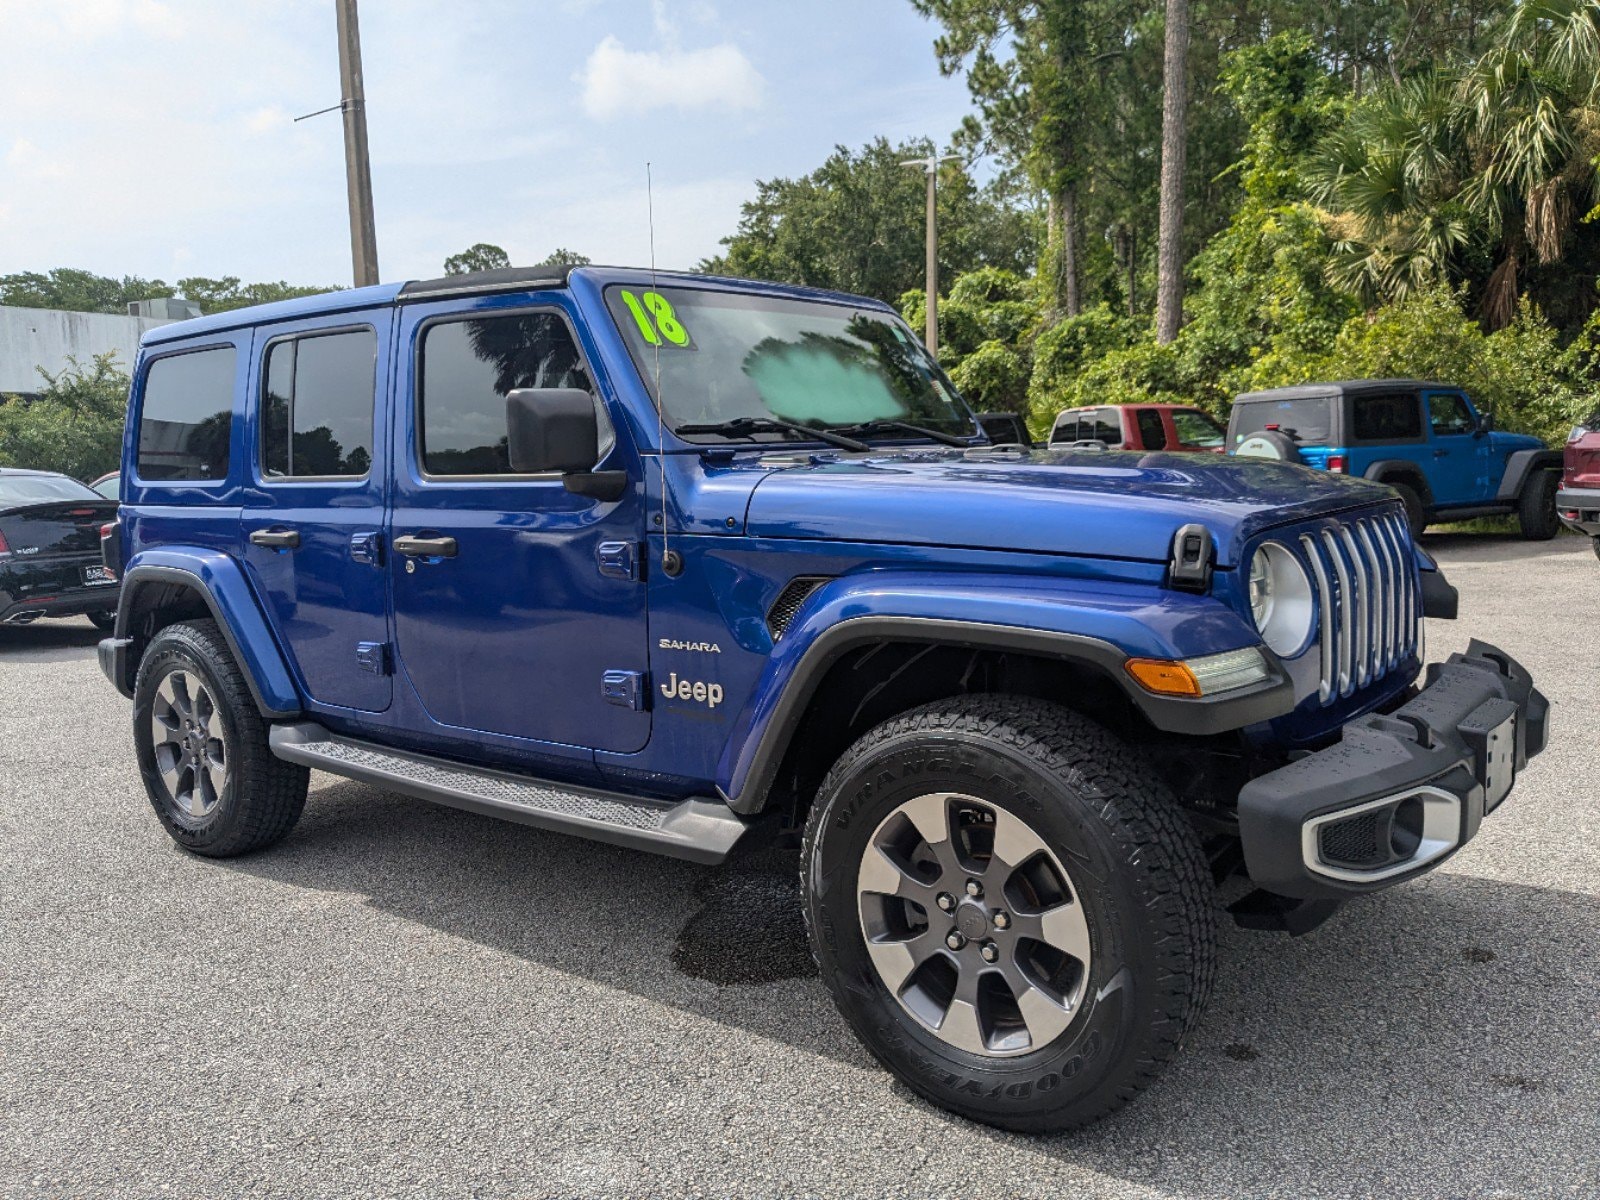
[743,448,1396,568]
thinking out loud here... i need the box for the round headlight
[1248,542,1314,656]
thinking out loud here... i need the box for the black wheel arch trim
[1496,448,1564,501]
[1361,460,1433,505]
[722,616,1296,814]
[105,564,301,719]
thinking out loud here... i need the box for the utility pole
[902,154,960,357]
[335,0,379,287]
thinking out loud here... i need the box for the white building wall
[0,305,176,396]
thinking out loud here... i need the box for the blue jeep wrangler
[99,267,1547,1133]
[1228,380,1563,538]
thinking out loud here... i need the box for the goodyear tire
[133,619,308,857]
[802,695,1215,1133]
[1517,469,1560,541]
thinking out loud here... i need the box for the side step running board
[268,722,747,865]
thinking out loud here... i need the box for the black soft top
[1235,380,1457,403]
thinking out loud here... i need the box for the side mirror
[1476,410,1494,435]
[505,388,627,501]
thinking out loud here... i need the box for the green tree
[175,276,336,313]
[538,248,592,267]
[443,243,512,275]
[0,268,174,314]
[914,1,1103,316]
[703,137,1039,303]
[0,352,130,480]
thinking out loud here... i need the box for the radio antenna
[647,162,682,577]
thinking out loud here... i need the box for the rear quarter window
[137,346,237,481]
[1352,392,1425,442]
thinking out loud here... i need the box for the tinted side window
[1428,392,1475,436]
[1092,409,1122,446]
[1051,412,1081,444]
[420,313,593,476]
[1172,408,1225,447]
[1136,409,1167,450]
[137,346,236,481]
[261,329,377,478]
[1351,392,1423,442]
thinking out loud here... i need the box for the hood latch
[1168,523,1214,593]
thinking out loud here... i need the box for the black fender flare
[109,555,301,718]
[1495,448,1564,502]
[1362,460,1434,506]
[719,616,1294,814]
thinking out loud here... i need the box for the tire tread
[801,694,1216,1133]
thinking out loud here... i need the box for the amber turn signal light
[1125,658,1202,697]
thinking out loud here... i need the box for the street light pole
[335,0,380,287]
[902,154,961,358]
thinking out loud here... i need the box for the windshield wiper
[673,416,870,453]
[830,418,973,448]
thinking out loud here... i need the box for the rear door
[240,312,393,713]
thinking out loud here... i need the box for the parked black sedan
[0,468,119,630]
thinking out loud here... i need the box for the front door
[241,312,393,713]
[1423,389,1488,506]
[386,298,650,754]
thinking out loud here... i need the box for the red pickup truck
[1557,409,1600,559]
[1048,403,1227,452]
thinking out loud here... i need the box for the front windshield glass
[604,285,975,439]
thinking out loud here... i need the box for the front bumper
[1556,485,1600,537]
[1239,639,1548,899]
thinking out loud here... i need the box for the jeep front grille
[1299,510,1421,703]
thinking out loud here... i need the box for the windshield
[605,285,975,440]
[1231,397,1333,446]
[1171,409,1225,448]
[0,474,101,505]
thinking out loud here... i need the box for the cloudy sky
[0,0,978,289]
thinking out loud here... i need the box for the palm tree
[1458,0,1600,324]
[1310,1,1600,327]
[1307,72,1472,308]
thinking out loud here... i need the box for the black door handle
[394,534,458,558]
[1433,449,1448,457]
[250,528,300,549]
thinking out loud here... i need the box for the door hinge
[351,530,384,566]
[596,540,639,581]
[356,641,392,675]
[602,669,647,710]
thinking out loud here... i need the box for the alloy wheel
[150,669,227,819]
[856,792,1092,1057]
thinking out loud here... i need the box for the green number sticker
[620,289,691,348]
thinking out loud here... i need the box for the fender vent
[766,576,830,641]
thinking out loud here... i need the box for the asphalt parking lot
[1,533,1596,1200]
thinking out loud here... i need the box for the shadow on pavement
[0,617,103,664]
[1421,528,1589,561]
[223,775,1600,1196]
